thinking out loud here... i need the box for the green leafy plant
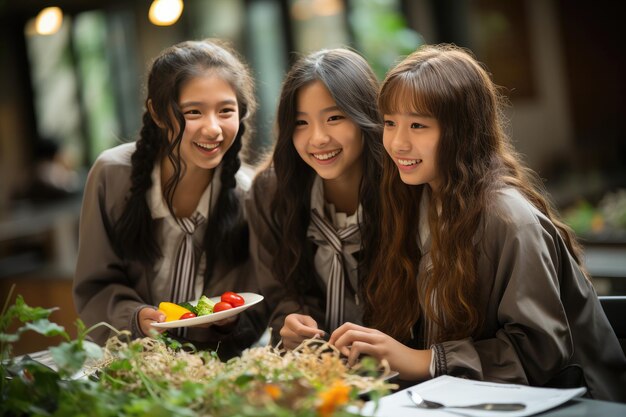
[1,289,106,416]
[1,291,395,416]
[562,200,601,236]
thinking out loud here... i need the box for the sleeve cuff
[431,343,448,376]
[131,304,156,339]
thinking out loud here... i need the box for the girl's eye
[295,120,308,126]
[219,108,237,117]
[411,122,426,129]
[328,115,345,122]
[184,109,201,115]
[383,120,395,127]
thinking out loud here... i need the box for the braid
[114,112,163,263]
[220,125,243,189]
[203,125,248,280]
[113,38,256,275]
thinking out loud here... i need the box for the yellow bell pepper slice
[158,302,192,322]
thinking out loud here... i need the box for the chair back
[599,296,626,355]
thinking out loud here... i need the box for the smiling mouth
[194,141,220,150]
[312,150,341,160]
[397,158,421,166]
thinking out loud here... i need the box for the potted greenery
[1,291,394,416]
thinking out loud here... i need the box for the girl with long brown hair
[247,48,384,349]
[329,44,626,402]
[73,39,266,359]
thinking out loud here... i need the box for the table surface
[543,397,626,416]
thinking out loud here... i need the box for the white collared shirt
[147,161,221,302]
[309,175,361,283]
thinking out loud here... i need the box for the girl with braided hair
[329,44,626,401]
[73,39,266,359]
[247,48,384,349]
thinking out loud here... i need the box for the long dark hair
[257,48,383,298]
[366,44,586,343]
[114,38,256,276]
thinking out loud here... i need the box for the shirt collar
[418,187,431,252]
[310,175,361,228]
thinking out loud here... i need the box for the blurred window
[24,16,85,169]
[73,11,122,163]
[289,0,350,52]
[469,0,535,99]
[349,0,423,80]
[187,0,245,42]
[246,0,289,159]
[25,10,123,167]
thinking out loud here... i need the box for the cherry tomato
[214,301,233,312]
[179,312,197,320]
[221,291,245,307]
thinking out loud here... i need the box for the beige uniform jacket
[73,142,267,360]
[424,188,625,402]
[246,169,364,345]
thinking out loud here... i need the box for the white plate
[151,292,264,329]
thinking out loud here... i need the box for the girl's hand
[139,307,166,337]
[329,322,432,380]
[280,313,325,349]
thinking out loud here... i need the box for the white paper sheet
[352,375,586,417]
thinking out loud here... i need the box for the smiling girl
[328,44,626,402]
[73,39,266,359]
[247,48,384,349]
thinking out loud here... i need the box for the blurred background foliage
[350,0,423,79]
[563,189,626,240]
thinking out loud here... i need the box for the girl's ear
[147,99,165,128]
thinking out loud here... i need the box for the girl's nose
[310,124,330,148]
[388,131,411,154]
[202,115,222,138]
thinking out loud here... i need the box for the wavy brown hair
[364,44,587,343]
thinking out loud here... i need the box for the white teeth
[398,159,419,166]
[194,142,219,150]
[312,150,341,160]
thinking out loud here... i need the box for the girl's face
[383,110,441,190]
[176,73,240,173]
[292,80,363,184]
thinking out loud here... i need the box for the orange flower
[264,383,282,400]
[317,380,351,417]
[591,214,605,233]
